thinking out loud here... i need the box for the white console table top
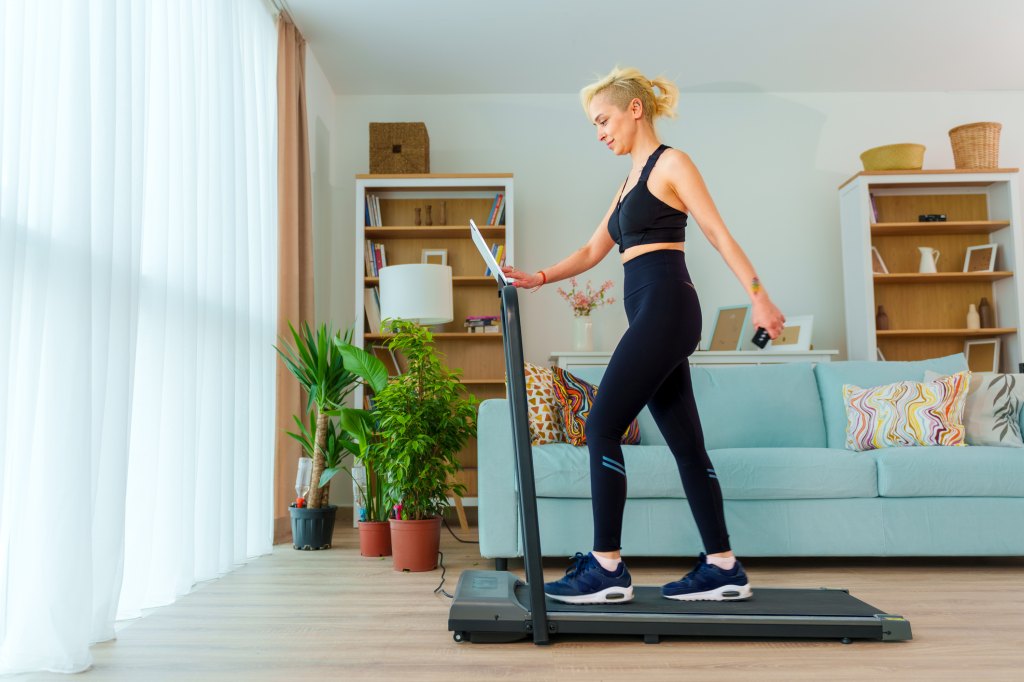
[550,349,839,369]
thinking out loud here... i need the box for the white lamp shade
[379,264,453,325]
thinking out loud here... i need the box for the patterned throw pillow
[523,362,565,445]
[550,366,641,447]
[925,370,1024,447]
[843,371,970,451]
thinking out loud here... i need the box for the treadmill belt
[533,586,884,618]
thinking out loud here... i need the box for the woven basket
[859,143,926,171]
[949,122,1001,169]
[369,122,430,174]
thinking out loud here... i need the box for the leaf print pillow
[926,371,1024,447]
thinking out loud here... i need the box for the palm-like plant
[332,342,392,522]
[275,322,357,509]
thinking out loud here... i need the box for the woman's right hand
[501,265,545,290]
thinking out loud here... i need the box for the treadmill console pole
[500,285,550,644]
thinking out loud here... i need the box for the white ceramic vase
[573,316,594,352]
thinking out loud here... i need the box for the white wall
[304,47,355,507]
[327,90,1024,368]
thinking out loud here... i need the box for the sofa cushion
[523,362,566,445]
[569,366,663,445]
[689,364,827,449]
[565,363,826,449]
[925,371,1024,447]
[875,446,1024,497]
[531,445,877,500]
[815,353,969,449]
[842,371,970,451]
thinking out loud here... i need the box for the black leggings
[584,250,731,554]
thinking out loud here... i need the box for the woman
[501,67,786,605]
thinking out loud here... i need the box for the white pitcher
[918,247,940,273]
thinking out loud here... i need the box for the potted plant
[331,341,395,557]
[371,319,478,571]
[275,322,358,550]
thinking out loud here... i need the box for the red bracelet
[538,270,547,285]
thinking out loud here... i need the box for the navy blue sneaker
[544,552,634,605]
[661,553,752,601]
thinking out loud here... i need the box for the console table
[550,349,838,372]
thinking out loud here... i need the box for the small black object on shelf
[918,214,947,222]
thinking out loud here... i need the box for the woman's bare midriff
[621,242,686,264]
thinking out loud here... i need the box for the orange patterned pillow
[523,362,565,445]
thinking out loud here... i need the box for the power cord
[434,517,480,599]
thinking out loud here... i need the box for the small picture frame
[871,246,889,274]
[709,305,751,351]
[963,244,998,273]
[965,338,1000,373]
[421,248,448,266]
[767,314,814,351]
[371,344,403,376]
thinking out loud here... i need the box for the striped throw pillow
[842,371,970,451]
[550,366,641,447]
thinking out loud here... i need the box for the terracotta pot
[389,516,441,572]
[358,520,392,557]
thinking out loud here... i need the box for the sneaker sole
[662,584,753,601]
[545,585,635,605]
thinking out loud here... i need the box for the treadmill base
[448,570,912,644]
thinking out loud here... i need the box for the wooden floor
[21,524,1024,681]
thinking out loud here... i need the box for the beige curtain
[274,12,314,543]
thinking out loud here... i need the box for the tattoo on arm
[751,277,762,294]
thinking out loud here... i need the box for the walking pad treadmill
[447,284,912,645]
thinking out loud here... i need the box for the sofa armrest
[477,398,521,558]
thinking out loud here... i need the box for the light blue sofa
[477,353,1024,561]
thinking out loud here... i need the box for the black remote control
[752,327,770,348]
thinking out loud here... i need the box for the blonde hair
[580,66,679,123]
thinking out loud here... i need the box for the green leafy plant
[330,341,393,523]
[274,322,358,509]
[371,319,478,520]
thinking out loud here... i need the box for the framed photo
[965,338,1000,373]
[767,314,814,351]
[963,244,998,273]
[371,344,402,376]
[421,248,448,266]
[871,246,889,274]
[709,305,751,351]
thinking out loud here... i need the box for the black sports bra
[607,144,688,254]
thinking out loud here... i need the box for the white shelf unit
[838,169,1024,372]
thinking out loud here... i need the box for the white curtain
[0,0,278,674]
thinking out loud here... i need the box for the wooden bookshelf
[354,174,513,519]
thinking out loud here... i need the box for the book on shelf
[483,243,505,276]
[371,242,387,274]
[364,286,382,334]
[364,194,383,227]
[364,239,377,276]
[487,192,506,226]
[465,315,500,333]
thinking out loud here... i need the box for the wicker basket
[859,143,926,171]
[369,122,430,174]
[949,122,1001,169]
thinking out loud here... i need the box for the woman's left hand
[752,297,786,339]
